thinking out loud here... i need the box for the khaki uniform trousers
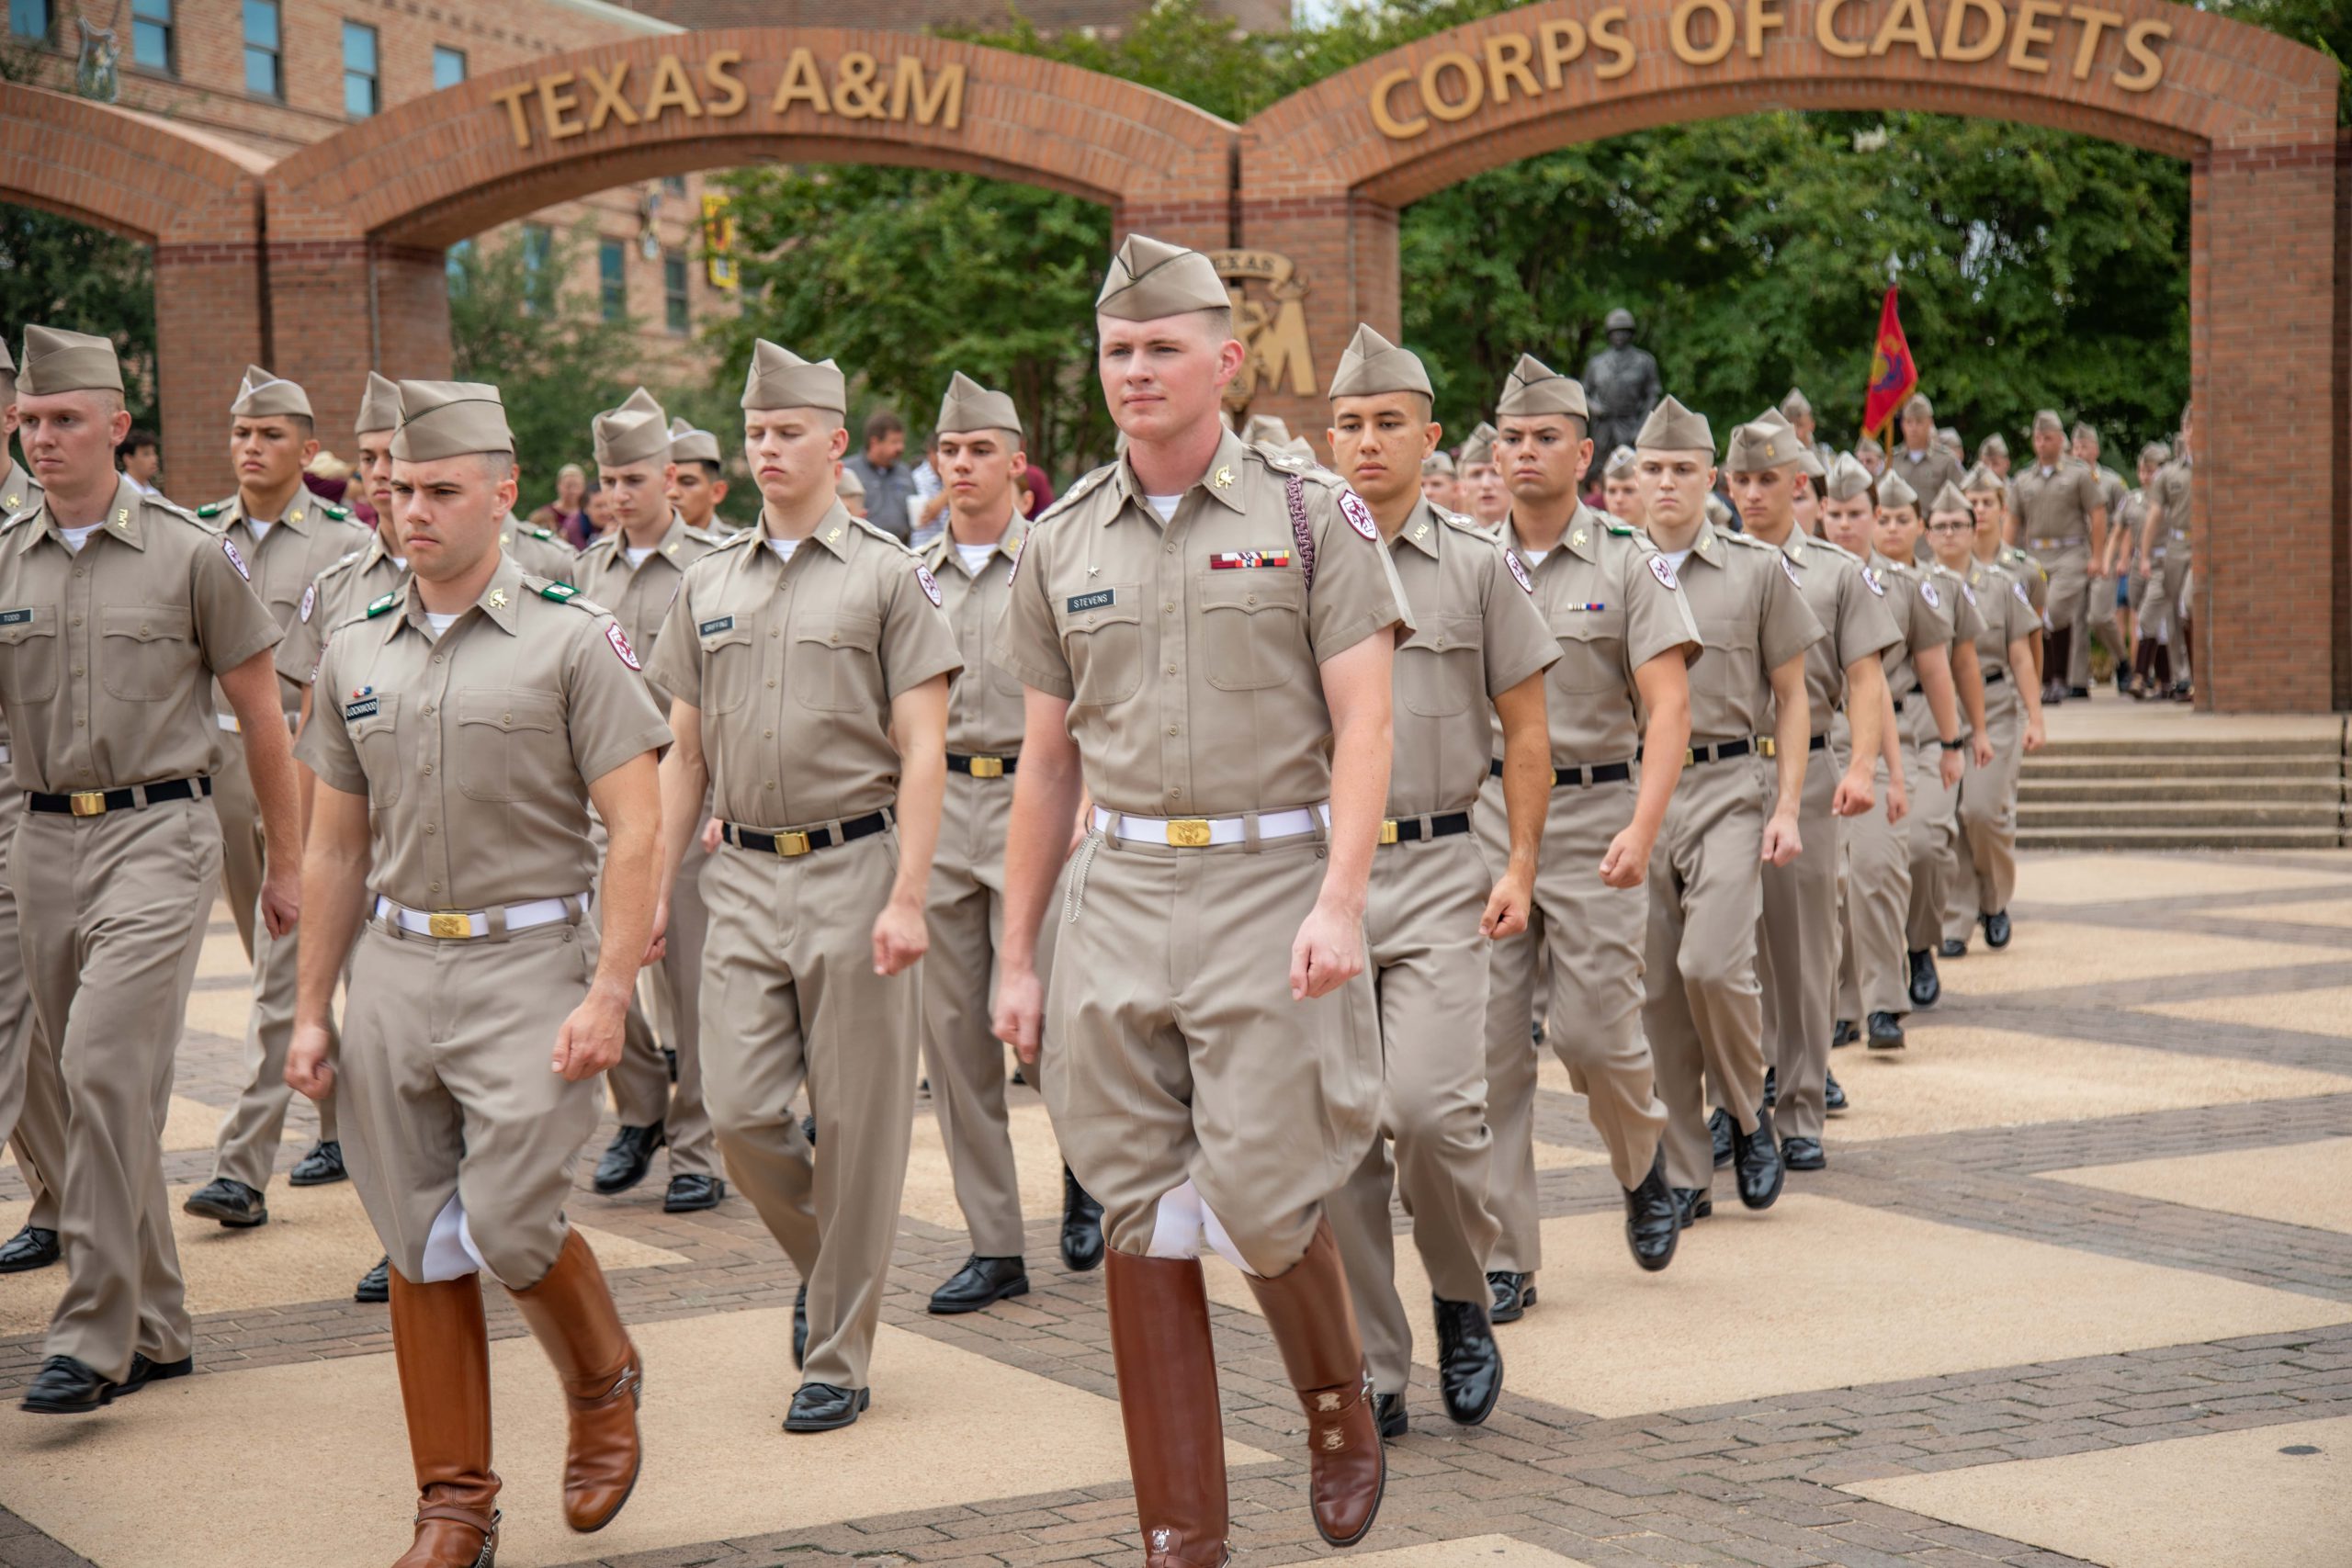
[1943,676,2023,942]
[607,828,716,1178]
[1047,823,1379,1279]
[2030,539,2091,647]
[1645,756,1771,1192]
[1838,716,1914,1021]
[1904,700,1960,953]
[2080,570,2125,688]
[701,829,920,1392]
[1758,739,1840,1143]
[2132,559,2174,646]
[339,917,600,1288]
[2159,553,2193,678]
[16,799,220,1382]
[1476,771,1668,1273]
[0,778,65,1233]
[1329,830,1498,1397]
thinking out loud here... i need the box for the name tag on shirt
[344,696,379,722]
[0,609,29,626]
[1067,589,1115,614]
[698,615,735,637]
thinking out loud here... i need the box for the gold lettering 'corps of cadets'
[989,235,1415,1566]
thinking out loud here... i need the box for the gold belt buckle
[967,755,1005,779]
[426,910,474,939]
[1378,820,1400,845]
[1685,748,1699,767]
[68,791,107,817]
[1166,818,1213,848]
[1756,737,1777,758]
[774,829,812,857]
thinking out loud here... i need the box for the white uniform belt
[373,893,586,940]
[1093,803,1328,848]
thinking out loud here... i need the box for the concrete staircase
[2017,711,2347,851]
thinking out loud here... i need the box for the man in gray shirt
[842,408,918,540]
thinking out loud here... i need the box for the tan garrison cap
[1928,480,1973,517]
[668,416,720,465]
[1096,234,1228,321]
[936,371,1022,436]
[1329,322,1432,400]
[1240,413,1292,446]
[1422,449,1455,477]
[17,324,123,396]
[1903,393,1933,419]
[1977,432,2009,458]
[231,365,311,420]
[1961,462,2003,493]
[356,371,402,435]
[390,379,513,461]
[1456,421,1498,468]
[593,386,671,468]
[1495,354,1588,420]
[1876,469,1919,512]
[1725,411,1823,477]
[1854,435,1884,457]
[741,339,845,413]
[1635,394,1713,453]
[1604,444,1639,479]
[1779,387,1813,420]
[2032,409,2064,434]
[2140,440,2171,467]
[1824,453,1874,502]
[835,466,866,499]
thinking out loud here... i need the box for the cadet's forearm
[1495,678,1549,878]
[222,654,302,874]
[1952,641,1989,737]
[1322,705,1388,918]
[1917,645,1961,742]
[1001,728,1081,974]
[2010,638,2045,728]
[889,746,946,910]
[1844,657,1886,779]
[294,800,370,1030]
[2088,504,2109,563]
[1631,674,1689,844]
[1770,660,1808,808]
[587,757,660,1005]
[1879,682,1905,774]
[653,708,711,899]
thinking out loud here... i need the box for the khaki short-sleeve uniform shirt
[277,531,406,689]
[1892,446,1964,504]
[1865,553,1954,699]
[202,492,371,722]
[1997,545,2049,615]
[573,514,725,700]
[923,515,1030,760]
[296,551,671,910]
[2092,465,2129,529]
[500,519,581,585]
[1667,520,1825,743]
[1930,560,1989,653]
[649,505,963,829]
[2011,462,2102,548]
[992,431,1410,818]
[1962,558,2035,677]
[1385,498,1555,818]
[2148,457,2193,556]
[1768,532,1899,733]
[0,477,281,795]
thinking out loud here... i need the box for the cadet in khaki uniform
[1965,464,2044,681]
[665,417,732,536]
[2007,410,2106,704]
[1319,326,1555,1436]
[1720,414,1894,1171]
[990,238,1409,1564]
[648,342,957,1433]
[1631,398,1823,1217]
[286,380,667,1566]
[2122,442,2169,696]
[2137,411,2194,700]
[1600,444,1645,529]
[1476,355,1699,1323]
[6,326,300,1413]
[1454,421,1509,528]
[184,367,370,1232]
[576,387,728,1213]
[2072,424,2131,694]
[1928,482,2045,953]
[1890,395,1965,506]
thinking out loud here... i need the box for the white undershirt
[424,611,461,637]
[246,517,275,545]
[955,541,994,576]
[624,545,655,568]
[1145,493,1182,522]
[1663,548,1694,571]
[390,556,407,570]
[765,536,800,564]
[57,524,102,552]
[1519,547,1549,567]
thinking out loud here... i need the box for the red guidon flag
[1861,286,1917,444]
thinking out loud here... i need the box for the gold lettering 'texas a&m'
[490,48,967,152]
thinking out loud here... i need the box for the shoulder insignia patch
[914,561,944,607]
[298,582,317,624]
[1781,555,1803,589]
[366,592,400,617]
[2013,580,2030,606]
[605,622,641,670]
[1649,554,1679,592]
[197,501,225,519]
[1338,490,1378,541]
[1505,550,1533,594]
[221,536,251,581]
[1861,568,1885,597]
[1919,581,1941,609]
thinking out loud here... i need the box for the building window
[243,1,281,98]
[131,0,174,73]
[8,1,50,41]
[663,252,689,334]
[598,239,626,322]
[445,237,475,296]
[343,21,379,118]
[662,175,687,197]
[520,223,551,314]
[433,45,466,90]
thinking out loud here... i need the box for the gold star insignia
[1087,563,1101,577]
[1571,529,1586,548]
[487,589,508,609]
[1212,466,1234,490]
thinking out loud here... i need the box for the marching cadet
[6,325,300,1414]
[666,416,732,536]
[2072,423,2131,694]
[1600,444,1645,529]
[0,337,63,1278]
[1965,463,2045,668]
[2007,410,2107,705]
[1928,482,2045,954]
[989,236,1410,1564]
[648,342,957,1433]
[1632,397,1822,1219]
[1719,412,1894,1173]
[285,379,667,1564]
[1852,435,1886,478]
[1455,422,1510,527]
[183,367,369,1232]
[577,388,728,1213]
[2124,441,2173,698]
[1890,395,1965,503]
[916,371,1104,1313]
[1477,355,1698,1322]
[1320,325,1555,1437]
[2137,409,2194,701]
[1420,447,1460,512]
[1976,432,2012,484]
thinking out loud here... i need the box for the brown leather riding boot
[1242,1217,1385,1548]
[504,1229,643,1533]
[1104,1251,1229,1568]
[387,1269,501,1568]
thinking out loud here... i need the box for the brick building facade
[617,0,1288,32]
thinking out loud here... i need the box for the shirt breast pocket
[1398,614,1481,716]
[1197,570,1303,693]
[698,623,754,716]
[789,611,880,714]
[1550,616,1623,695]
[99,604,194,702]
[350,696,402,809]
[455,689,565,804]
[1053,585,1144,707]
[0,607,62,705]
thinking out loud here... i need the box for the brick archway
[0,82,271,503]
[264,28,1238,443]
[1238,0,2343,711]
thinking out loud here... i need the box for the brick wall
[622,0,1288,35]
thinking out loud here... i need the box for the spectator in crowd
[843,409,917,539]
[303,449,355,513]
[909,429,948,548]
[117,426,163,496]
[531,461,591,547]
[1020,461,1056,519]
[582,480,616,541]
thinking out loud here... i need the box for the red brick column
[1228,194,1396,455]
[153,243,266,505]
[266,242,456,446]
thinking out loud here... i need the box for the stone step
[2030,733,2345,760]
[2018,824,2346,852]
[2018,777,2346,804]
[2022,755,2344,781]
[2018,800,2343,830]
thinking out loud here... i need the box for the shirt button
[72,666,83,677]
[764,781,775,790]
[771,629,779,638]
[69,616,80,627]
[766,678,776,688]
[74,717,84,728]
[1166,665,1176,675]
[433,655,443,665]
[1163,604,1174,615]
[424,824,435,835]
[1245,594,1256,606]
[430,882,440,892]
[1167,726,1178,736]
[763,728,774,739]
[421,705,434,716]
[422,764,432,775]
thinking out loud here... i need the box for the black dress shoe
[1761,1066,1777,1111]
[663,1173,726,1213]
[792,1283,808,1371]
[1867,1010,1907,1050]
[1831,1018,1857,1050]
[120,1352,193,1394]
[0,1224,60,1272]
[592,1123,665,1196]
[2067,685,2090,701]
[1708,1106,1735,1169]
[183,1178,267,1228]
[928,1255,1030,1314]
[1623,1147,1680,1272]
[1486,1270,1534,1324]
[1938,938,1966,960]
[354,1256,390,1303]
[1374,1391,1408,1439]
[784,1382,870,1432]
[1672,1188,1713,1225]
[1781,1135,1826,1171]
[20,1355,115,1413]
[287,1138,347,1187]
[1824,1072,1849,1114]
[1059,1165,1104,1272]
[1729,1107,1785,1211]
[1431,1295,1503,1426]
[1983,909,2012,949]
[1907,947,1940,1008]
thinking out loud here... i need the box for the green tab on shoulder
[365,592,399,617]
[322,502,352,521]
[528,525,557,542]
[1604,521,1635,536]
[539,581,578,602]
[196,502,225,519]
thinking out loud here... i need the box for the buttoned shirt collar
[1110,427,1252,521]
[605,513,694,572]
[930,510,1029,576]
[386,547,525,645]
[1392,496,1442,559]
[1670,516,1727,568]
[1504,502,1600,567]
[19,474,144,556]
